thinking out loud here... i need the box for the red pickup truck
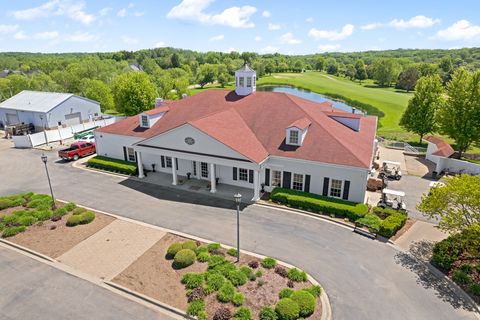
[58,142,96,161]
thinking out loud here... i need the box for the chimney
[155,98,164,108]
[351,107,356,114]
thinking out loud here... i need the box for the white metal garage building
[0,90,101,131]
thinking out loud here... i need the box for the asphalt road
[0,246,169,320]
[0,140,478,320]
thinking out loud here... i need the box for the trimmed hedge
[290,290,316,317]
[270,188,368,221]
[356,214,381,232]
[377,211,407,238]
[183,240,198,251]
[87,156,138,175]
[167,242,184,258]
[66,211,95,227]
[174,249,196,268]
[275,298,300,320]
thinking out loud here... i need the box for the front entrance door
[200,162,209,179]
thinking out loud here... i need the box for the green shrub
[303,285,322,298]
[227,248,238,257]
[12,210,31,217]
[197,310,208,320]
[232,292,245,306]
[30,194,51,201]
[195,245,209,255]
[239,266,253,278]
[20,192,34,199]
[206,272,225,291]
[2,215,19,226]
[270,187,368,221]
[186,300,205,316]
[0,199,14,210]
[79,211,95,224]
[459,264,473,273]
[356,214,381,231]
[275,298,300,320]
[0,223,5,231]
[452,270,470,284]
[182,273,204,289]
[431,236,462,270]
[173,249,196,268]
[227,269,247,287]
[287,268,307,282]
[377,212,407,238]
[54,207,68,216]
[259,306,278,320]
[217,281,235,302]
[63,202,76,212]
[87,156,138,175]
[203,284,214,295]
[72,207,87,215]
[16,215,37,226]
[198,251,210,263]
[255,270,263,278]
[66,215,82,227]
[261,257,277,269]
[290,290,316,317]
[208,255,227,268]
[2,226,26,237]
[32,209,53,221]
[234,307,251,320]
[183,240,197,251]
[468,284,480,296]
[208,242,221,252]
[166,242,184,258]
[372,207,398,219]
[279,288,294,299]
[27,198,51,209]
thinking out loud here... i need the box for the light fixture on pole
[41,153,56,209]
[233,193,242,263]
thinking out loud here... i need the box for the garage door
[6,113,19,125]
[64,112,81,126]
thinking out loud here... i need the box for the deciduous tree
[373,58,401,87]
[113,72,158,116]
[80,79,114,112]
[354,60,367,84]
[396,66,420,92]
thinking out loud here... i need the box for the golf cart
[377,188,407,211]
[378,160,402,180]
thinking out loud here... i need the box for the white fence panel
[29,132,46,147]
[437,157,480,174]
[45,130,61,143]
[58,127,74,140]
[12,135,32,148]
[70,123,86,133]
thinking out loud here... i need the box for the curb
[0,238,55,262]
[58,199,333,320]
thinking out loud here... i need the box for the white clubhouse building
[96,65,377,202]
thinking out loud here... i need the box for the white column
[172,157,178,185]
[210,163,216,193]
[137,151,145,178]
[252,169,260,201]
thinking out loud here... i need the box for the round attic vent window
[184,137,195,145]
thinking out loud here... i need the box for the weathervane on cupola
[235,62,256,96]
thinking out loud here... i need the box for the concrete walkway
[58,220,166,280]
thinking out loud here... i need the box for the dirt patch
[113,233,322,319]
[9,212,115,258]
[390,218,416,242]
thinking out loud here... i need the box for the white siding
[48,96,100,128]
[94,132,143,160]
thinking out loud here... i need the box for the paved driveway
[0,141,478,320]
[0,246,169,320]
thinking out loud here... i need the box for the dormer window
[286,117,311,146]
[289,130,299,144]
[140,113,149,128]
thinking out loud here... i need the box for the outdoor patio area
[132,170,256,204]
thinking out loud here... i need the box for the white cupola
[235,63,256,96]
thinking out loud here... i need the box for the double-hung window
[247,77,252,88]
[141,115,149,127]
[272,170,282,187]
[292,174,304,191]
[201,162,208,178]
[289,130,299,144]
[165,156,172,168]
[127,147,136,162]
[238,168,248,181]
[330,179,343,198]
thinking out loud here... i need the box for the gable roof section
[425,136,455,157]
[0,90,73,112]
[287,117,311,130]
[97,90,377,168]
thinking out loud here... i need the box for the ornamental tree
[417,174,480,233]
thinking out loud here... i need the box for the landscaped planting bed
[113,233,322,319]
[87,156,138,175]
[0,192,115,258]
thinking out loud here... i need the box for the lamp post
[41,153,56,209]
[233,193,242,263]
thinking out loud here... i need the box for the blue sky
[0,0,479,54]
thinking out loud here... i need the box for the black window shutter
[342,180,350,200]
[233,167,237,180]
[134,151,138,163]
[123,147,127,161]
[305,175,311,193]
[265,168,270,186]
[248,169,254,183]
[175,158,178,171]
[161,156,165,168]
[282,171,291,189]
[322,177,329,196]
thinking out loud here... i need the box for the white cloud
[308,24,354,41]
[122,36,138,44]
[262,10,271,18]
[134,11,144,17]
[117,8,127,17]
[34,31,59,39]
[99,7,111,17]
[436,20,480,40]
[14,31,28,40]
[128,3,135,8]
[260,45,278,54]
[227,47,237,53]
[65,32,98,42]
[361,23,382,31]
[389,15,439,29]
[167,0,257,28]
[317,44,341,52]
[209,34,224,41]
[0,24,19,34]
[255,36,262,41]
[11,0,95,25]
[306,17,313,23]
[154,41,166,47]
[268,23,281,30]
[279,32,301,44]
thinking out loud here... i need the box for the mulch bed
[448,257,480,304]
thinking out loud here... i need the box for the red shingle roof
[287,117,311,130]
[425,136,455,157]
[97,90,377,168]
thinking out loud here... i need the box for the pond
[257,85,363,115]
